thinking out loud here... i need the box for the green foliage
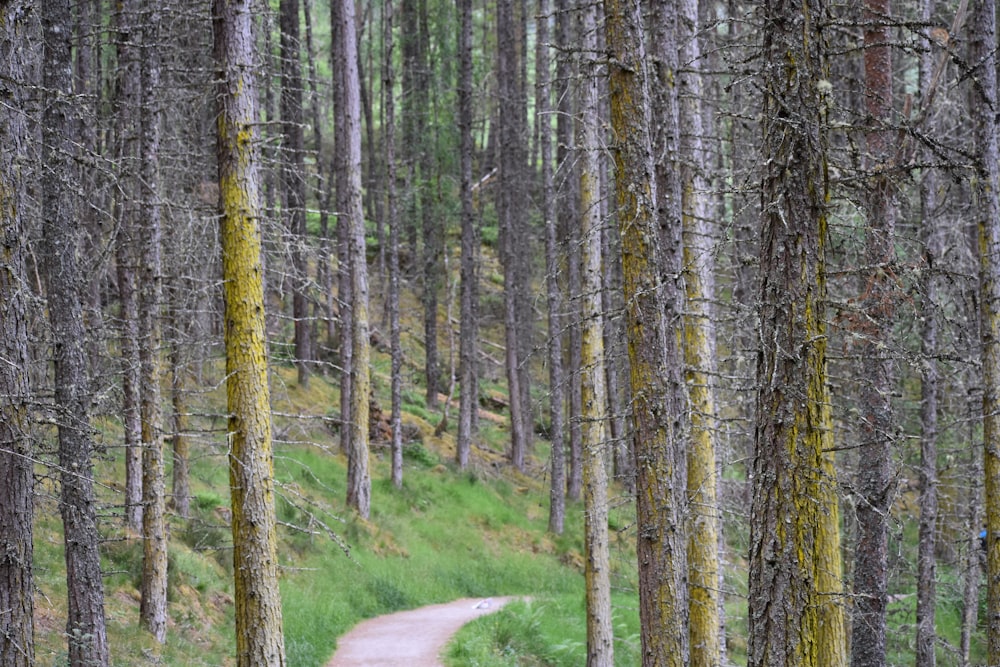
[403,441,438,467]
[445,596,642,666]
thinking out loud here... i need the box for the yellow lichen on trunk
[981,217,1000,665]
[682,180,720,667]
[215,1,285,664]
[606,5,689,649]
[580,123,613,664]
[749,1,848,657]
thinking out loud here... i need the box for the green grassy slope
[31,355,637,666]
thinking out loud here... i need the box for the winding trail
[325,597,515,667]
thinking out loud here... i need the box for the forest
[1,0,999,665]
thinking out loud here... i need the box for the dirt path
[325,597,515,667]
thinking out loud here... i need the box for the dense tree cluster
[0,0,998,664]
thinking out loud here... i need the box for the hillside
[29,338,644,666]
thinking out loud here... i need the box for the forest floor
[325,597,516,666]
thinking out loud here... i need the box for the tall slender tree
[0,5,35,664]
[915,3,942,663]
[138,4,169,642]
[42,1,110,663]
[579,1,612,661]
[280,0,312,388]
[971,0,1000,661]
[497,0,530,471]
[676,0,721,661]
[115,0,145,536]
[457,0,479,469]
[605,0,689,662]
[386,0,405,488]
[557,0,583,501]
[335,0,373,519]
[851,2,898,663]
[748,0,848,663]
[213,1,286,662]
[538,0,566,533]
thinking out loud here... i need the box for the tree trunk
[851,2,898,664]
[601,218,631,491]
[971,0,1000,660]
[213,1,287,663]
[538,0,566,533]
[42,2,111,663]
[457,0,478,470]
[383,0,404,488]
[605,0,689,663]
[138,6,168,642]
[960,410,983,667]
[171,338,192,519]
[675,0,721,661]
[280,0,312,389]
[556,0,582,502]
[0,6,35,663]
[579,1,612,661]
[915,3,941,663]
[335,0,373,519]
[75,0,107,379]
[497,0,530,471]
[749,0,847,663]
[115,0,144,536]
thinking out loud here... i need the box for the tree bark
[538,0,566,533]
[971,0,1000,660]
[851,2,898,663]
[749,0,848,664]
[213,1,287,663]
[171,338,192,519]
[675,0,721,661]
[605,0,689,663]
[385,0,404,488]
[556,0,582,502]
[335,0,373,519]
[42,2,111,663]
[579,1,612,661]
[280,0,312,388]
[138,5,168,643]
[457,0,479,470]
[0,6,35,663]
[915,2,941,663]
[115,0,145,536]
[497,0,530,471]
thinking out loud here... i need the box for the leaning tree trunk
[42,2,111,664]
[971,0,1000,661]
[335,0,373,520]
[213,1,287,664]
[605,0,689,663]
[748,0,848,664]
[0,5,35,664]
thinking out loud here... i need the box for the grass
[26,357,614,666]
[31,351,990,667]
